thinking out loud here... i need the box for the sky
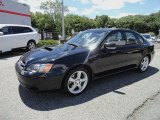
[14,0,160,18]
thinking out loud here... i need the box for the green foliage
[31,12,54,32]
[31,0,69,33]
[115,12,160,35]
[95,15,115,28]
[65,14,97,35]
[31,10,160,36]
[37,40,59,47]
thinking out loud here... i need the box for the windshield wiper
[67,43,79,47]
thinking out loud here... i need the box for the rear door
[12,26,33,48]
[124,31,144,66]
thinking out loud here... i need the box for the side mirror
[103,43,116,50]
[0,32,3,36]
[127,38,136,44]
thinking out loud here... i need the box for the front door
[97,31,129,73]
[0,26,14,52]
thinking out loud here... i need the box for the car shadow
[19,66,159,111]
[0,49,27,60]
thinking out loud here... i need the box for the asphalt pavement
[0,44,160,120]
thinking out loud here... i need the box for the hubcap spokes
[68,71,88,94]
[141,57,149,71]
[29,43,35,50]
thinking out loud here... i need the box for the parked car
[156,36,160,43]
[0,24,40,53]
[151,35,156,41]
[157,39,160,43]
[141,34,155,42]
[15,28,155,96]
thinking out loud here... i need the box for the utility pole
[61,0,65,40]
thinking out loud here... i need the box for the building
[0,0,31,26]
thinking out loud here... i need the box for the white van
[0,24,40,53]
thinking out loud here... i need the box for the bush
[37,40,59,47]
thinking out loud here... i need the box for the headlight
[26,64,53,73]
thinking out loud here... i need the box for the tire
[138,56,149,72]
[27,41,36,51]
[63,68,90,96]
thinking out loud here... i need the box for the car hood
[21,44,90,65]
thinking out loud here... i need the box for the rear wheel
[27,41,36,51]
[63,68,89,96]
[138,56,149,72]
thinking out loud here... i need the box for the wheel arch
[27,39,36,46]
[145,54,151,63]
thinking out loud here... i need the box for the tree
[31,10,160,37]
[65,14,97,35]
[31,12,53,32]
[40,0,68,33]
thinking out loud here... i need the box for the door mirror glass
[125,32,137,45]
[127,38,137,44]
[0,32,3,36]
[104,43,116,50]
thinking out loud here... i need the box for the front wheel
[63,68,89,96]
[27,41,36,51]
[138,56,149,72]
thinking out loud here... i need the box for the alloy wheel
[28,42,36,51]
[67,71,88,94]
[140,56,149,72]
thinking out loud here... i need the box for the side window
[21,27,33,33]
[125,32,137,45]
[12,26,33,34]
[12,27,21,34]
[106,32,126,46]
[137,34,144,43]
[1,27,12,35]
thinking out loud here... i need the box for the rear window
[125,32,142,44]
[143,35,151,39]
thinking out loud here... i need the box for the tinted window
[143,35,151,39]
[137,34,144,43]
[1,27,12,35]
[126,32,136,40]
[125,32,138,45]
[106,32,126,46]
[12,27,21,34]
[21,27,33,33]
[12,26,33,34]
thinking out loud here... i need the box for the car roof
[86,28,137,33]
[0,24,32,28]
[141,34,151,35]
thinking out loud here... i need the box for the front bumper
[150,50,155,62]
[15,62,64,91]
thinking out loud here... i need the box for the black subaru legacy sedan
[15,28,155,95]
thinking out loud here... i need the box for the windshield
[143,35,151,39]
[67,30,107,47]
